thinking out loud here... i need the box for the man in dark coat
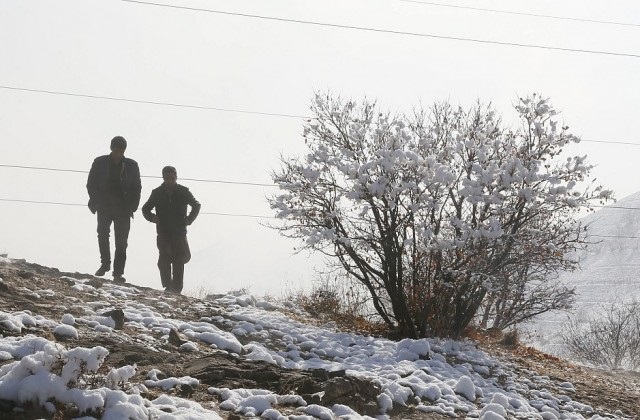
[86,136,142,283]
[142,166,201,294]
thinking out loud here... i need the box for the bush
[500,329,520,346]
[270,93,611,338]
[284,275,388,336]
[561,300,640,370]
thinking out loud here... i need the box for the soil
[480,339,640,418]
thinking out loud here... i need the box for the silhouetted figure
[87,136,141,283]
[142,166,200,294]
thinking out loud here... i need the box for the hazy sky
[1,0,639,296]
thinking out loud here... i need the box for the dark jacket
[87,155,142,215]
[142,184,201,236]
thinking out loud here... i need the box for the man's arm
[141,191,158,223]
[185,190,201,225]
[86,158,99,214]
[129,160,142,213]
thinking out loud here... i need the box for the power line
[3,197,640,235]
[0,198,272,218]
[593,205,640,210]
[3,85,640,148]
[201,211,271,219]
[0,85,310,120]
[3,198,640,231]
[0,164,276,187]
[580,139,640,147]
[588,234,640,239]
[120,0,640,59]
[399,0,640,28]
[0,198,85,207]
[1,165,638,194]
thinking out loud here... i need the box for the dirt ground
[0,258,639,419]
[476,332,640,418]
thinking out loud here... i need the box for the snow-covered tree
[269,93,612,338]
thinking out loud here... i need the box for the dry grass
[282,277,390,337]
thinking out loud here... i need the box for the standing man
[142,166,200,294]
[87,136,142,283]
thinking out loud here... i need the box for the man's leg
[96,210,112,272]
[172,262,184,294]
[112,214,131,277]
[171,234,189,293]
[157,234,172,289]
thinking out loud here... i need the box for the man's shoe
[113,276,126,284]
[95,265,110,276]
[164,287,182,295]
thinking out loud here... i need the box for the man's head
[162,166,177,188]
[110,136,127,162]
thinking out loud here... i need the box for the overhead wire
[0,198,85,208]
[2,162,640,222]
[399,0,640,28]
[0,198,273,218]
[0,164,276,187]
[1,86,639,148]
[0,164,278,217]
[588,234,640,239]
[119,0,640,59]
[592,205,640,210]
[4,165,640,201]
[0,85,310,120]
[3,198,640,237]
[578,139,640,147]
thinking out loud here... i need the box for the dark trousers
[97,209,131,276]
[157,233,191,293]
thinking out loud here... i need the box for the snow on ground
[0,260,621,419]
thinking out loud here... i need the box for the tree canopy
[270,93,612,338]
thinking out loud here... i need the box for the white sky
[0,0,639,296]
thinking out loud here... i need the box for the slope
[0,256,638,419]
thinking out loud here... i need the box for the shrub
[561,300,640,370]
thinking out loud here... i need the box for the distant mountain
[528,191,640,354]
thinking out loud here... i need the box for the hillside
[0,256,638,419]
[529,191,640,355]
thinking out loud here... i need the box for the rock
[169,328,187,346]
[59,276,77,286]
[311,368,345,380]
[178,383,195,398]
[21,301,37,313]
[322,376,380,416]
[311,369,329,380]
[86,278,104,288]
[323,377,353,401]
[101,309,125,330]
[303,392,322,405]
[53,330,74,341]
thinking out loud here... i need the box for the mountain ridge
[529,191,640,355]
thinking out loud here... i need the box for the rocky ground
[0,258,639,419]
[478,335,640,419]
